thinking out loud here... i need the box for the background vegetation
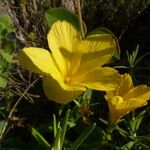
[0,0,150,149]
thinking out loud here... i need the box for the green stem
[53,114,57,138]
[60,109,70,149]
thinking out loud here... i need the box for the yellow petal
[74,34,116,74]
[18,47,61,80]
[77,34,116,53]
[109,107,130,123]
[75,48,114,75]
[107,96,149,123]
[58,48,81,77]
[123,85,150,101]
[72,67,121,91]
[117,73,134,96]
[105,96,127,123]
[43,76,86,104]
[109,98,148,123]
[47,21,80,76]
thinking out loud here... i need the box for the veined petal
[47,21,80,76]
[108,107,130,123]
[108,97,148,123]
[77,34,116,53]
[123,85,150,101]
[76,48,114,75]
[106,95,149,123]
[58,48,81,76]
[18,47,61,80]
[106,96,128,123]
[72,67,121,91]
[117,73,134,96]
[43,76,86,104]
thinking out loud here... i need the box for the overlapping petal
[77,34,115,53]
[105,73,150,123]
[43,76,86,104]
[75,48,114,75]
[47,21,81,76]
[108,97,148,123]
[117,73,134,96]
[72,67,121,91]
[18,20,121,103]
[18,47,62,80]
[123,85,150,101]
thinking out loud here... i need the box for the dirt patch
[0,1,8,15]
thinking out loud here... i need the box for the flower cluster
[105,74,150,123]
[18,21,150,123]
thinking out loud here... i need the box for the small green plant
[0,14,16,88]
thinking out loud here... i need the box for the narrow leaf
[31,127,51,150]
[60,109,70,149]
[70,123,96,150]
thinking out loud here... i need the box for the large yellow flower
[105,73,150,123]
[18,20,120,104]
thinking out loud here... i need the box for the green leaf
[53,127,61,150]
[0,14,13,34]
[130,110,146,134]
[60,109,70,149]
[139,135,150,141]
[45,8,87,33]
[0,120,7,135]
[0,50,12,63]
[27,32,37,41]
[31,127,51,150]
[70,123,96,150]
[118,141,135,150]
[0,76,7,88]
[53,114,57,138]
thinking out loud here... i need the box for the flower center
[111,96,123,106]
[64,76,71,84]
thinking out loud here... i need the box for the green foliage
[31,127,51,150]
[0,15,13,38]
[0,1,150,150]
[0,15,16,88]
[45,8,87,33]
[0,14,16,88]
[70,123,96,150]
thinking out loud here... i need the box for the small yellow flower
[105,73,150,123]
[18,20,120,104]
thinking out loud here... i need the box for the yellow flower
[105,73,150,123]
[18,20,120,104]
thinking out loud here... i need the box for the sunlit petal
[72,67,121,91]
[76,48,114,75]
[105,73,150,123]
[123,85,150,101]
[77,34,116,53]
[109,107,130,123]
[108,97,148,123]
[43,76,86,104]
[18,47,61,80]
[117,74,134,96]
[47,21,80,76]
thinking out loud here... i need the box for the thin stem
[60,109,70,149]
[133,52,150,67]
[0,77,39,142]
[77,0,84,39]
